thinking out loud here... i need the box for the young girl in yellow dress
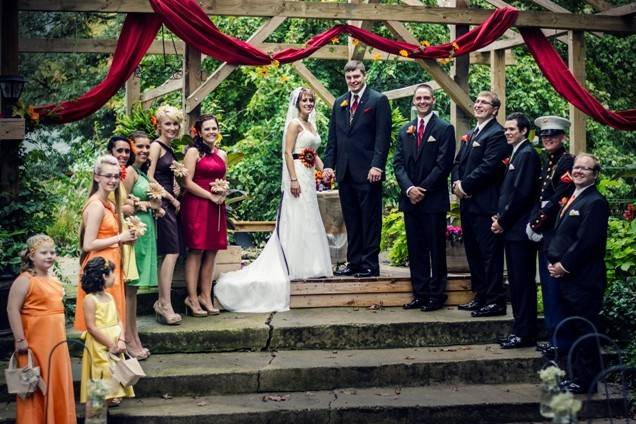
[80,256,134,406]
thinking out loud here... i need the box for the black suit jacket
[496,140,541,241]
[324,88,392,183]
[393,115,456,214]
[451,119,511,215]
[546,186,609,290]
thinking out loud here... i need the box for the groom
[323,60,392,278]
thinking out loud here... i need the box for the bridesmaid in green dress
[123,131,163,359]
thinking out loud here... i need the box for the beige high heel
[198,295,220,315]
[153,301,182,325]
[184,297,208,317]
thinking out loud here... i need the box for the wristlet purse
[5,349,47,399]
[109,352,145,387]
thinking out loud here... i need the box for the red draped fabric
[30,0,636,131]
[520,28,636,131]
[34,14,162,123]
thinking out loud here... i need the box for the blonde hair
[20,234,55,274]
[155,105,184,136]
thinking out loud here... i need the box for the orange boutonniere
[406,125,416,136]
[560,171,573,184]
[340,99,349,108]
[502,157,511,166]
[460,133,470,143]
[150,116,158,128]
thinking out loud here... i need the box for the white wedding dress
[215,119,333,313]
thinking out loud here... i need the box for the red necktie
[417,118,425,149]
[559,194,577,218]
[350,95,359,122]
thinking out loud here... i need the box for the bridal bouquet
[124,216,148,237]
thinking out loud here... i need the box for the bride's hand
[290,180,301,198]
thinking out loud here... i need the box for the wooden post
[489,49,506,123]
[0,1,22,196]
[568,30,586,154]
[183,44,202,131]
[449,0,471,140]
[124,71,141,115]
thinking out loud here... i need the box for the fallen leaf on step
[368,301,384,310]
[196,401,208,407]
[404,356,416,360]
[262,394,290,402]
[394,387,401,395]
[162,393,172,399]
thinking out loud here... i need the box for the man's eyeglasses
[114,148,131,154]
[474,99,493,106]
[98,173,120,180]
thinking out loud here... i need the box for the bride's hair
[192,114,219,155]
[295,88,315,109]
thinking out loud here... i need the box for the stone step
[105,383,624,424]
[0,307,534,357]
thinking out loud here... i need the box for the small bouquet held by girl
[80,257,136,408]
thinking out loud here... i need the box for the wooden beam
[490,49,506,123]
[140,78,182,107]
[19,38,186,54]
[16,1,636,33]
[185,16,286,113]
[292,61,335,108]
[183,44,201,129]
[585,0,613,12]
[597,2,636,16]
[0,119,25,140]
[125,71,140,115]
[383,81,440,100]
[449,0,471,139]
[385,20,474,117]
[568,30,586,154]
[1,1,19,75]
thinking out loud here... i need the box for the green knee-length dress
[129,167,158,287]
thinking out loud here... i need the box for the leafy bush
[380,208,408,266]
[601,277,636,347]
[605,217,636,282]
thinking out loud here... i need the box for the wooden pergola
[1,0,636,193]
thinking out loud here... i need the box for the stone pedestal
[317,190,347,265]
[446,241,469,273]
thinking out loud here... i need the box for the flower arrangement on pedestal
[446,225,463,246]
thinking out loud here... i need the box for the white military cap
[534,116,570,136]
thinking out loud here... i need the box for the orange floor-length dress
[74,200,126,331]
[17,273,76,424]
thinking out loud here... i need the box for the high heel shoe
[198,295,220,315]
[184,297,208,317]
[153,301,182,325]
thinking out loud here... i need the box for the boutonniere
[340,99,349,108]
[364,107,372,113]
[560,171,573,184]
[406,125,416,136]
[501,157,511,166]
[568,209,580,216]
[460,133,470,143]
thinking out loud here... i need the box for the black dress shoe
[471,303,507,317]
[560,379,597,395]
[421,299,446,312]
[403,298,425,310]
[497,334,515,344]
[334,264,358,276]
[353,269,379,278]
[536,341,553,352]
[500,335,536,349]
[458,299,482,311]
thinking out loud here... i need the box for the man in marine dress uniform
[526,116,575,355]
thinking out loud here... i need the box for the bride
[215,87,333,312]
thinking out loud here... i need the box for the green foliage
[600,277,636,346]
[605,218,636,282]
[114,105,157,137]
[380,209,408,266]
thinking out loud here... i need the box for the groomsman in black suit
[546,153,609,394]
[323,61,392,278]
[491,113,541,347]
[527,116,575,356]
[394,84,456,312]
[451,91,511,317]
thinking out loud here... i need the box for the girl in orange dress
[74,155,137,331]
[6,234,77,424]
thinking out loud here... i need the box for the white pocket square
[472,141,481,147]
[427,136,436,142]
[568,209,580,216]
[508,164,515,170]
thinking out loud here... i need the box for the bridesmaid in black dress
[147,105,184,325]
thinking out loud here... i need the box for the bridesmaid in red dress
[181,114,228,316]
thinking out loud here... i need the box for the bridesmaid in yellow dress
[107,135,139,284]
[6,234,76,423]
[80,256,135,405]
[74,155,137,331]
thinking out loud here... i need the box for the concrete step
[106,383,624,424]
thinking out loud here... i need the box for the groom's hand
[367,167,382,183]
[407,186,425,204]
